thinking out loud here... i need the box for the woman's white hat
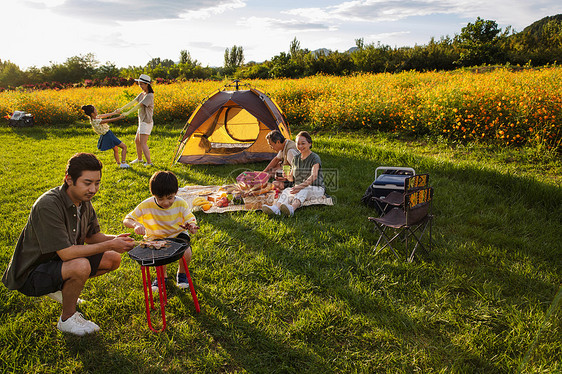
[135,74,151,84]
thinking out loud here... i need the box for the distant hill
[521,14,562,35]
[311,48,332,56]
[311,47,363,55]
[508,13,562,52]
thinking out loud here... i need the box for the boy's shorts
[18,253,103,297]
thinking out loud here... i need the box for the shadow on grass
[176,288,330,373]
[63,334,153,374]
[6,125,48,140]
[168,136,561,371]
[197,212,502,372]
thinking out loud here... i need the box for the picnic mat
[178,185,334,214]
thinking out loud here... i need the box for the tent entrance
[206,107,259,154]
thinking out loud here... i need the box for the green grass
[0,123,561,373]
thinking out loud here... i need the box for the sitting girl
[81,105,129,168]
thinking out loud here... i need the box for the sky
[1,0,560,69]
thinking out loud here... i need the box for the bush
[0,70,560,152]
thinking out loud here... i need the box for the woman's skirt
[98,130,122,151]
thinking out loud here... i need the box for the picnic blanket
[178,185,334,214]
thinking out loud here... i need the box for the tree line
[1,16,561,89]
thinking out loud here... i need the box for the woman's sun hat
[135,74,151,84]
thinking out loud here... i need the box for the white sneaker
[57,312,99,336]
[280,203,294,217]
[83,318,100,332]
[262,204,280,215]
[47,291,85,305]
[144,162,153,167]
[130,159,143,164]
[119,163,130,168]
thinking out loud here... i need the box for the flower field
[1,67,561,151]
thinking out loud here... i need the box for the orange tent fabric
[174,84,291,165]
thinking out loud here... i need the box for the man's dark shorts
[18,253,104,297]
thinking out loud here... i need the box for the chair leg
[407,228,423,263]
[371,219,401,258]
[429,215,433,252]
[372,223,402,260]
[374,225,386,248]
[374,200,387,216]
[406,218,432,262]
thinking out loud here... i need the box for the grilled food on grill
[139,240,170,250]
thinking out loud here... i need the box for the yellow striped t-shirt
[125,196,196,240]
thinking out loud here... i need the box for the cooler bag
[361,166,415,213]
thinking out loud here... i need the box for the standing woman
[118,74,154,166]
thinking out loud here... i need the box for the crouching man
[1,153,135,336]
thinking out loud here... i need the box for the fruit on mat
[216,197,229,208]
[192,196,209,206]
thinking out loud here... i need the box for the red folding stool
[129,239,200,332]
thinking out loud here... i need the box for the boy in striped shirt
[124,171,198,290]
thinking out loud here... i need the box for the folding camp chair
[368,187,434,262]
[371,173,429,216]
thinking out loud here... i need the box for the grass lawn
[0,123,561,373]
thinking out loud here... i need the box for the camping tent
[174,82,292,165]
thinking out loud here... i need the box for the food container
[236,171,269,189]
[207,192,226,202]
[243,192,275,210]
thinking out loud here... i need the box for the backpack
[8,111,34,127]
[361,182,377,208]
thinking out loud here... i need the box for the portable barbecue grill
[128,238,200,332]
[129,238,187,267]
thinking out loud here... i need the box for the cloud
[285,0,472,23]
[284,0,560,28]
[88,32,143,49]
[21,0,65,8]
[367,31,411,40]
[187,41,225,52]
[238,16,333,32]
[26,0,246,22]
[183,0,245,19]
